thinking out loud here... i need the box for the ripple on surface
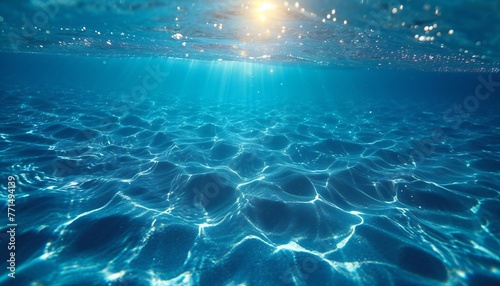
[229,151,265,177]
[318,139,365,156]
[150,131,174,148]
[398,246,447,282]
[62,215,143,258]
[197,123,222,137]
[467,272,500,286]
[199,238,291,285]
[4,89,500,285]
[397,184,475,213]
[470,159,500,172]
[134,225,197,276]
[120,115,151,128]
[12,133,57,145]
[262,134,290,150]
[175,173,237,214]
[326,166,395,209]
[211,142,239,160]
[281,172,316,197]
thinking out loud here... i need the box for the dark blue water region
[1,52,499,106]
[0,52,499,285]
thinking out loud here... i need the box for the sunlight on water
[0,0,498,71]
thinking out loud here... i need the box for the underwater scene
[0,1,499,285]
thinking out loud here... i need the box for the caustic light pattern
[1,88,499,285]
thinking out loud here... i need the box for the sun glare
[256,2,277,21]
[258,2,276,12]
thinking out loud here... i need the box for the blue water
[1,1,500,285]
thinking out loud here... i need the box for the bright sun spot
[256,2,276,21]
[258,2,276,11]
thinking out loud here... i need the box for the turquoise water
[1,1,500,285]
